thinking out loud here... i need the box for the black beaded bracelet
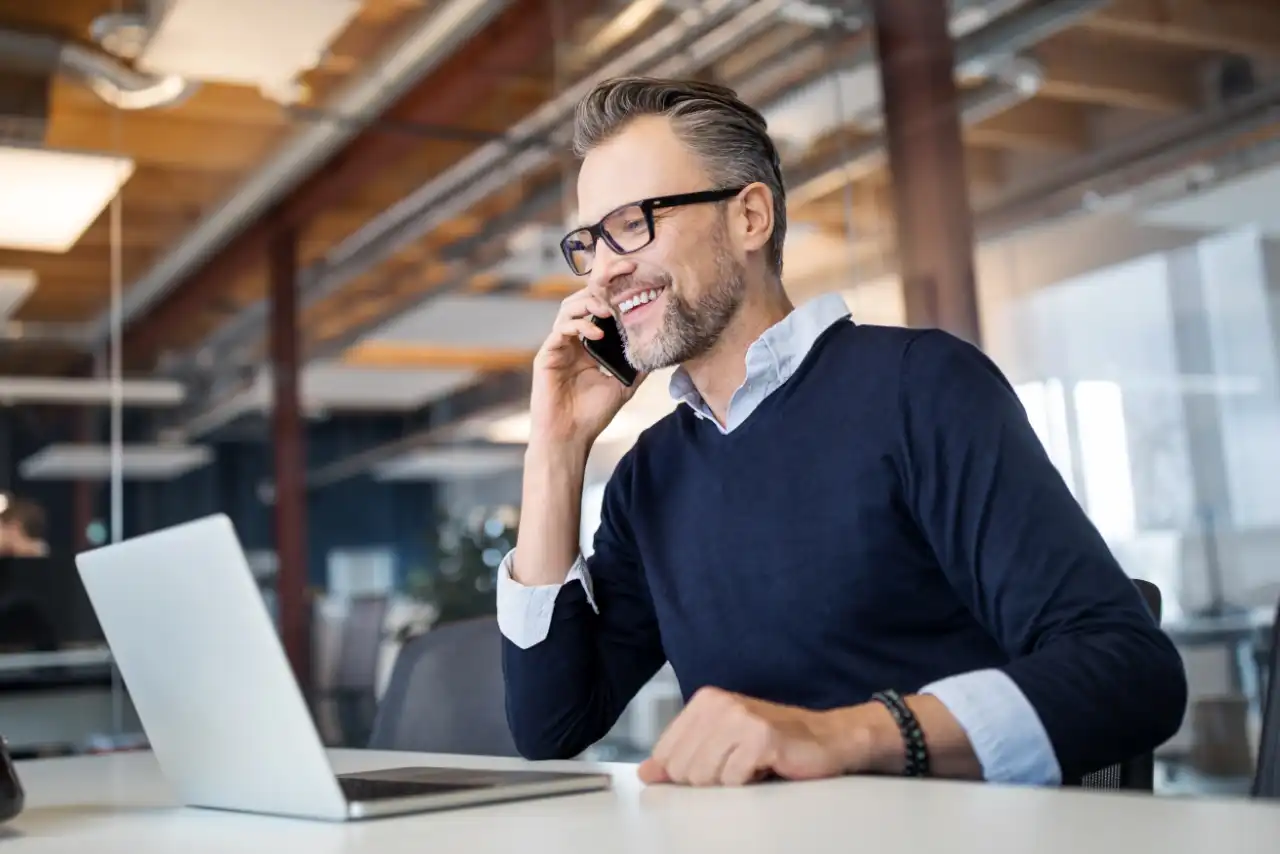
[870,689,931,778]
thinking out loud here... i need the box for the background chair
[1250,596,1279,798]
[324,594,389,747]
[367,615,519,757]
[1079,579,1163,792]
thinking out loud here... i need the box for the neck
[682,277,792,424]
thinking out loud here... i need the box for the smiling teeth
[619,288,663,314]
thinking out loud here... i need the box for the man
[0,496,48,557]
[497,76,1187,787]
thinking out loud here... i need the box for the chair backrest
[367,615,518,757]
[1251,596,1279,799]
[333,595,389,692]
[1080,579,1163,792]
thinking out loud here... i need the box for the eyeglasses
[559,187,745,276]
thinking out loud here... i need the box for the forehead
[576,115,708,223]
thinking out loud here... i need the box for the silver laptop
[75,514,611,821]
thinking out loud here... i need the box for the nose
[587,243,637,298]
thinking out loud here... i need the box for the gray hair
[571,76,787,275]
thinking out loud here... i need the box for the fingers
[553,315,604,341]
[642,687,772,787]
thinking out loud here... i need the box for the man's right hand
[529,288,642,449]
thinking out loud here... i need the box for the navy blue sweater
[502,321,1187,781]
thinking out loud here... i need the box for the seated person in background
[0,497,48,558]
[499,76,1187,788]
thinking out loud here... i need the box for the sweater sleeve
[897,330,1188,782]
[501,449,668,760]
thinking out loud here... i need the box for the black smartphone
[582,314,638,388]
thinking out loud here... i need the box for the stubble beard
[619,235,747,374]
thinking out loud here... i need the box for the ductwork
[0,26,195,113]
[192,0,1107,370]
[84,0,514,346]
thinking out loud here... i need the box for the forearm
[512,440,590,587]
[823,696,983,780]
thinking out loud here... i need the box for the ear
[732,182,775,258]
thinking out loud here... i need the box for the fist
[637,687,885,787]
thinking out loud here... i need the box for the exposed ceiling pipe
[194,0,777,361]
[0,27,194,112]
[193,0,1103,369]
[83,0,515,345]
[976,76,1280,238]
[166,0,789,439]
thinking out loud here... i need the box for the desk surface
[8,749,1280,853]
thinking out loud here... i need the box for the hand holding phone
[581,314,638,388]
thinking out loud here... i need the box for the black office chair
[367,615,519,757]
[1079,579,1163,792]
[1250,596,1279,799]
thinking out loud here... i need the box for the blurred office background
[0,0,1276,799]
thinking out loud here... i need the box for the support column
[269,225,311,695]
[73,408,96,551]
[872,0,982,345]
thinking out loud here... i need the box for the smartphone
[582,314,638,388]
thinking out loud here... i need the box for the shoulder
[897,328,1013,396]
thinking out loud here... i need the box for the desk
[7,749,1280,853]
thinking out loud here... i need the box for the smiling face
[577,115,748,373]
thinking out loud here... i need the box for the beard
[617,231,747,373]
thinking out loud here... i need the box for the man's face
[577,116,747,373]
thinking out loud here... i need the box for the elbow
[509,721,590,761]
[1144,639,1190,749]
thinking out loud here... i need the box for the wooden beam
[1082,0,1280,59]
[45,112,288,172]
[1036,40,1202,112]
[966,99,1091,152]
[343,342,536,371]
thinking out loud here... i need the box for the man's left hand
[637,686,902,786]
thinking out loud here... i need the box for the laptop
[75,514,611,821]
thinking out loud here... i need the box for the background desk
[7,749,1280,853]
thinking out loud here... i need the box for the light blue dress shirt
[496,293,1062,785]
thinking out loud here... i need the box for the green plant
[406,505,519,627]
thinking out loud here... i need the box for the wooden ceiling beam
[966,99,1091,152]
[1036,40,1203,112]
[342,342,534,372]
[123,0,602,366]
[1081,0,1280,60]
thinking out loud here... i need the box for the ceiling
[0,0,1277,452]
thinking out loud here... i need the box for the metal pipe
[0,27,195,111]
[976,75,1280,238]
[197,0,778,360]
[83,0,515,345]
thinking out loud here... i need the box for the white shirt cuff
[495,549,597,649]
[921,668,1062,786]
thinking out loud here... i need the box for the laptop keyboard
[339,776,483,802]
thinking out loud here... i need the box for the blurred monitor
[0,556,104,653]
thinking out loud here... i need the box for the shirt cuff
[494,549,597,649]
[921,668,1062,786]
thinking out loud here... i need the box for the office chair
[326,595,390,747]
[1079,579,1163,792]
[1250,596,1279,799]
[367,615,519,757]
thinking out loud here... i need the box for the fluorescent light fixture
[0,377,185,406]
[0,270,36,320]
[19,444,213,481]
[372,445,525,482]
[0,145,135,253]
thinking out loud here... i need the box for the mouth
[616,286,667,324]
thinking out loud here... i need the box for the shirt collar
[667,292,852,416]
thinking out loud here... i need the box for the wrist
[819,701,908,775]
[524,437,591,470]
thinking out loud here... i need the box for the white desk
[7,749,1280,853]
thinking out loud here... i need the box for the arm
[500,445,667,760]
[895,330,1187,783]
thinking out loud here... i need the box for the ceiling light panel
[0,146,134,253]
